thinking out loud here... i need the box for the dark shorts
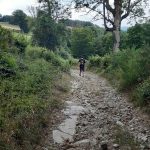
[80,64,85,71]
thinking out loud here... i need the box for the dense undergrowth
[89,46,150,112]
[0,26,71,149]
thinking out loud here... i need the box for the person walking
[79,57,86,77]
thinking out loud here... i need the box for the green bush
[26,46,70,72]
[68,58,78,66]
[88,55,102,68]
[110,49,141,89]
[13,34,28,54]
[0,53,17,69]
[0,26,12,51]
[56,46,72,59]
[42,49,70,72]
[101,54,112,70]
[25,46,46,59]
[137,46,150,79]
[0,42,70,148]
[89,47,150,108]
[133,78,150,107]
[89,54,112,70]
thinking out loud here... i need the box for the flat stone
[113,143,119,148]
[74,139,90,147]
[116,121,124,127]
[42,147,48,150]
[141,135,148,142]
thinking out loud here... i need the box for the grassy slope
[0,22,21,31]
[0,28,71,149]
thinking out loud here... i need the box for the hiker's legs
[81,65,85,77]
[79,65,82,76]
[79,66,81,76]
[79,65,85,76]
[82,67,84,77]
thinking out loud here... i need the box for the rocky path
[52,70,150,150]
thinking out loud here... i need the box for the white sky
[0,0,149,27]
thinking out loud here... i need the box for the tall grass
[0,27,71,149]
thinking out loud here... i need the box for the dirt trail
[49,70,150,150]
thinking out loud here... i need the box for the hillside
[0,22,21,31]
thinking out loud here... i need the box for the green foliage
[88,55,102,67]
[127,23,150,49]
[0,52,17,69]
[89,46,150,108]
[0,26,12,50]
[32,13,57,49]
[0,15,13,23]
[89,54,112,70]
[0,27,70,149]
[92,31,112,56]
[26,46,70,72]
[101,33,113,52]
[127,24,144,48]
[32,12,67,50]
[142,22,150,45]
[56,49,72,59]
[11,10,29,33]
[133,78,150,107]
[13,33,28,54]
[0,58,61,148]
[71,27,95,58]
[25,46,46,59]
[120,31,128,49]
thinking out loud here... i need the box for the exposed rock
[141,135,148,142]
[116,121,124,127]
[42,147,48,150]
[113,143,119,149]
[73,139,90,147]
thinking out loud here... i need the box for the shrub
[0,53,17,77]
[101,54,112,70]
[137,46,150,79]
[0,26,12,51]
[88,55,102,68]
[89,46,150,109]
[25,46,46,59]
[13,34,28,55]
[0,53,17,69]
[26,46,70,72]
[133,78,150,107]
[0,44,70,148]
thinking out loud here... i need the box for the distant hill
[61,19,96,28]
[63,20,129,33]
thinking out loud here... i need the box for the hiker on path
[79,57,86,77]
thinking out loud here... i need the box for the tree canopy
[71,27,95,58]
[11,10,29,33]
[73,0,148,52]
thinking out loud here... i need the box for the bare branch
[85,5,114,26]
[103,1,114,31]
[121,0,131,20]
[105,0,115,16]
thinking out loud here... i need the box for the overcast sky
[0,0,149,27]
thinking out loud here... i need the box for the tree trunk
[113,29,120,52]
[113,0,122,52]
